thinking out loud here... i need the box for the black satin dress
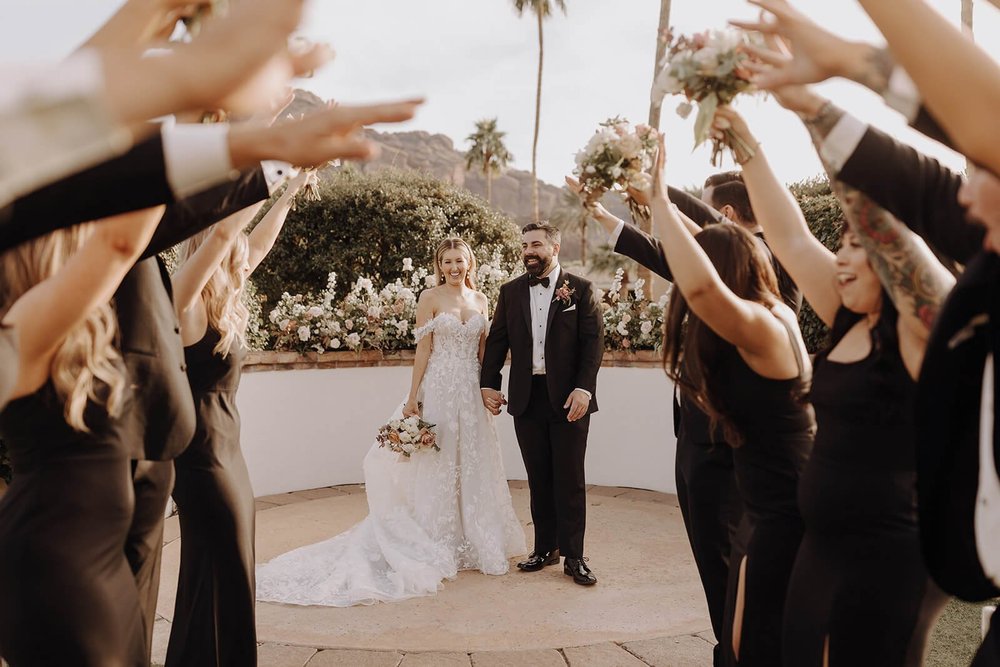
[712,320,815,667]
[0,384,145,665]
[165,327,256,667]
[783,309,948,666]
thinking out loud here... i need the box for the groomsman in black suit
[804,95,1000,664]
[481,223,604,585]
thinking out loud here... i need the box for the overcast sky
[5,1,999,189]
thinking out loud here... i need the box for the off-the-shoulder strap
[413,317,436,343]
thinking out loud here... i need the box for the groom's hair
[521,222,560,245]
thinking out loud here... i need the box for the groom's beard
[523,253,551,276]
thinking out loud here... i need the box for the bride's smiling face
[439,249,470,287]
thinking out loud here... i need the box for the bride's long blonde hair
[0,225,127,431]
[433,237,477,289]
[175,230,250,357]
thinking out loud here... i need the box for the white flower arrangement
[651,28,760,166]
[573,117,658,218]
[601,269,670,351]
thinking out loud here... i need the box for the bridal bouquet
[651,28,758,166]
[377,415,439,460]
[572,117,658,219]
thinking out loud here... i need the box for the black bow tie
[528,275,551,288]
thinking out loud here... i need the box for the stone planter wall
[237,350,677,497]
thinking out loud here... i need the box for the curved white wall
[237,366,677,496]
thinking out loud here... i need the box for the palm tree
[464,118,513,204]
[512,0,567,222]
[635,0,673,299]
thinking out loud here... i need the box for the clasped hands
[481,388,590,422]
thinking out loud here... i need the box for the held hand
[402,399,421,418]
[564,390,590,422]
[730,0,855,90]
[711,107,754,148]
[481,388,507,416]
[565,176,608,215]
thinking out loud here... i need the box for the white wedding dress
[256,312,526,606]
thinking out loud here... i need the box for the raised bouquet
[377,414,439,460]
[572,117,658,220]
[651,28,758,166]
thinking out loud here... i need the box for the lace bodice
[414,313,485,397]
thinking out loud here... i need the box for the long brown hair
[0,225,127,431]
[176,230,250,357]
[433,237,477,289]
[662,224,781,447]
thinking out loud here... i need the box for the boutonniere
[553,279,576,307]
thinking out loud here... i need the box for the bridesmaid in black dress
[165,172,309,666]
[648,136,815,667]
[714,104,954,666]
[0,209,162,665]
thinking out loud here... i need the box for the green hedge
[251,167,523,309]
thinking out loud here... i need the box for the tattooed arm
[803,106,955,368]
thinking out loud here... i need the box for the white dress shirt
[976,355,1000,586]
[529,263,561,375]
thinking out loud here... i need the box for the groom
[481,222,604,586]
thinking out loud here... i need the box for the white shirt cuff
[161,121,237,199]
[883,66,921,123]
[819,113,868,175]
[608,219,625,248]
[261,161,296,194]
[574,388,592,400]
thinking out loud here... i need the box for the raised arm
[858,0,1000,175]
[3,207,163,398]
[713,107,840,326]
[171,203,264,318]
[246,170,312,274]
[404,291,435,418]
[649,136,792,356]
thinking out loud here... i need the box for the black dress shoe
[517,549,560,571]
[564,557,597,585]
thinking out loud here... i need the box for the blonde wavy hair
[0,225,127,431]
[434,237,477,289]
[176,230,250,357]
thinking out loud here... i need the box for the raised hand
[228,98,424,169]
[744,37,829,116]
[730,0,866,90]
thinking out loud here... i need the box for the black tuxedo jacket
[481,270,604,418]
[838,113,1000,600]
[0,134,174,252]
[113,168,269,461]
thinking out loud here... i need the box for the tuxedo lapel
[545,270,568,337]
[519,275,532,334]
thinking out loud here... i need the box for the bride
[256,238,526,606]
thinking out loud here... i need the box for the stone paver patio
[153,483,715,666]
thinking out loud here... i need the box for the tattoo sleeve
[803,109,953,332]
[803,102,847,143]
[833,180,952,332]
[852,46,896,95]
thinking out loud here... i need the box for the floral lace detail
[256,311,525,607]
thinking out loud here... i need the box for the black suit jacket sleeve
[912,105,956,151]
[574,281,604,396]
[838,124,982,265]
[143,166,269,258]
[613,220,675,281]
[0,134,173,252]
[480,283,511,391]
[668,186,724,228]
